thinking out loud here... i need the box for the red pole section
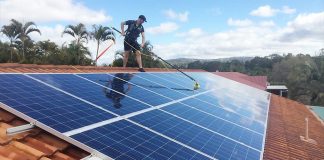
[96,42,114,61]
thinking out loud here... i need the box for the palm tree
[62,23,89,64]
[9,19,41,61]
[91,25,115,65]
[1,21,20,62]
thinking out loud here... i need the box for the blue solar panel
[129,109,261,160]
[110,73,189,99]
[0,74,115,132]
[77,73,179,102]
[135,73,202,95]
[181,97,265,134]
[0,72,270,160]
[71,120,210,160]
[162,103,264,150]
[30,74,170,115]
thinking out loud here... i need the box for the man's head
[137,15,147,24]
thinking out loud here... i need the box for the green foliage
[1,19,41,62]
[0,41,13,62]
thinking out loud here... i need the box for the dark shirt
[125,20,144,41]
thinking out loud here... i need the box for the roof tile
[51,152,77,160]
[10,141,45,158]
[0,143,41,160]
[35,133,70,151]
[0,110,16,123]
[23,137,58,156]
[264,95,324,159]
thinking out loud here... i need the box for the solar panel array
[0,72,270,160]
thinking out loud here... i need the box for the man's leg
[135,50,143,68]
[123,51,130,68]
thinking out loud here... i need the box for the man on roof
[121,15,147,72]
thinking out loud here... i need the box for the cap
[139,15,147,22]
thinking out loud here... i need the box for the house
[0,64,323,159]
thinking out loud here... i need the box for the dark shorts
[124,38,140,52]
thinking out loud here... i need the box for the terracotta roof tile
[264,95,324,159]
[0,63,205,73]
[214,72,267,90]
[22,137,58,156]
[10,141,45,158]
[34,133,70,151]
[0,110,16,123]
[0,144,40,160]
[64,147,89,159]
[51,152,77,160]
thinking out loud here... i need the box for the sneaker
[138,68,145,72]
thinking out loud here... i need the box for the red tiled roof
[264,95,324,159]
[214,72,267,90]
[0,63,205,73]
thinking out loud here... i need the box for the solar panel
[129,109,261,160]
[71,120,211,160]
[0,74,116,133]
[29,74,163,115]
[0,72,270,160]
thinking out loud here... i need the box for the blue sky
[0,0,323,64]
[79,0,323,44]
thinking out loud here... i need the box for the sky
[0,0,323,65]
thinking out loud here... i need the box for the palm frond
[25,28,41,35]
[62,30,75,38]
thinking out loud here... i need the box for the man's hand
[141,43,145,48]
[121,21,126,36]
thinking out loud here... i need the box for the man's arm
[141,32,145,48]
[121,21,126,36]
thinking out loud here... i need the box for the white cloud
[279,12,324,42]
[227,18,253,27]
[281,6,296,14]
[154,12,324,60]
[250,5,296,17]
[163,9,189,22]
[146,22,179,35]
[250,5,278,17]
[176,28,205,37]
[0,0,112,24]
[29,25,72,46]
[259,20,275,27]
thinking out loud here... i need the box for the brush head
[193,82,200,90]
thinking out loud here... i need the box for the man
[121,15,147,72]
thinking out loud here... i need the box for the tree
[62,23,89,64]
[8,19,41,61]
[91,25,115,65]
[271,54,320,104]
[34,40,60,64]
[0,41,12,63]
[1,21,20,62]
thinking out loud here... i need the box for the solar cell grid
[0,72,270,160]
